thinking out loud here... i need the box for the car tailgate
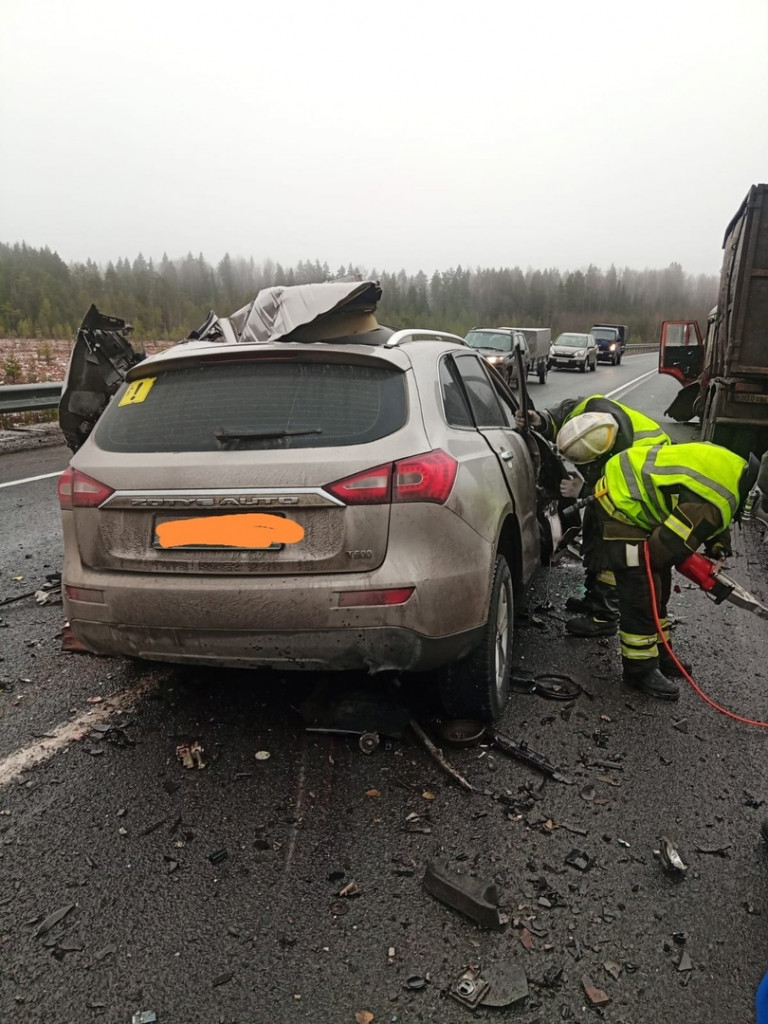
[66,448,402,575]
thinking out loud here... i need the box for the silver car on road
[58,283,565,721]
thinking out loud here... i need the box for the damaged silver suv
[58,281,568,721]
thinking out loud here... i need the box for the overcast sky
[2,0,767,278]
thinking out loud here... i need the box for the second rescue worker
[554,417,758,701]
[515,395,671,635]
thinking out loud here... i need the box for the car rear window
[94,360,408,452]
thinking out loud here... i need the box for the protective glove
[704,531,732,560]
[559,473,584,498]
[515,409,542,430]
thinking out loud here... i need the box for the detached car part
[59,305,145,453]
[422,860,505,930]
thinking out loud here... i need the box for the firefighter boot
[566,615,618,637]
[565,593,594,615]
[565,576,619,637]
[658,650,693,678]
[565,572,599,615]
[622,665,679,701]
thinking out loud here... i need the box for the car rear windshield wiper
[214,427,323,447]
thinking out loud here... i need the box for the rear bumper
[61,518,497,672]
[68,620,484,672]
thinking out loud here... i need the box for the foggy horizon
[3,0,767,282]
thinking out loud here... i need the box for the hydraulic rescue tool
[676,552,768,620]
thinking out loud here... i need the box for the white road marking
[0,471,61,489]
[0,678,156,788]
[605,365,659,401]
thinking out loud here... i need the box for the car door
[450,353,539,581]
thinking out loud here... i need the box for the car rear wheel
[438,554,513,722]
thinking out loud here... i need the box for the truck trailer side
[660,183,768,459]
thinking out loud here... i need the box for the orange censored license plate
[153,513,305,550]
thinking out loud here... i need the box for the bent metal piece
[487,728,573,785]
[423,859,506,930]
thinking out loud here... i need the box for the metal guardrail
[0,381,63,415]
[1,345,660,414]
[624,344,660,355]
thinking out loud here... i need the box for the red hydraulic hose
[642,540,768,729]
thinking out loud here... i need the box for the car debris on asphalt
[175,741,205,769]
[656,835,688,876]
[409,719,474,791]
[422,860,507,930]
[582,974,610,1006]
[434,719,573,785]
[450,962,528,1009]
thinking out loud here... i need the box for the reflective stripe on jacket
[597,442,746,532]
[541,395,671,449]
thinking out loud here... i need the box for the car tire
[438,554,513,723]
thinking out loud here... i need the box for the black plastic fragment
[423,860,504,930]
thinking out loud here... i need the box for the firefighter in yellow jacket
[516,395,671,635]
[556,414,758,700]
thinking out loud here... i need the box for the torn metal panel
[192,281,384,345]
[59,305,146,452]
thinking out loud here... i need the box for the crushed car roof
[192,280,383,345]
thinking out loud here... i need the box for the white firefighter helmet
[556,411,619,464]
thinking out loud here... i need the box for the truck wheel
[438,555,513,722]
[538,362,547,384]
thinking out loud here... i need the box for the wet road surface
[2,358,768,1023]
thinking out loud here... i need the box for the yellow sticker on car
[119,377,157,406]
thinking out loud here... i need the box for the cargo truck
[660,183,768,459]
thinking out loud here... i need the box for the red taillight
[326,450,457,506]
[393,450,458,503]
[58,467,115,509]
[337,587,414,607]
[326,462,393,504]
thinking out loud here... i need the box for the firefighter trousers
[592,506,672,676]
